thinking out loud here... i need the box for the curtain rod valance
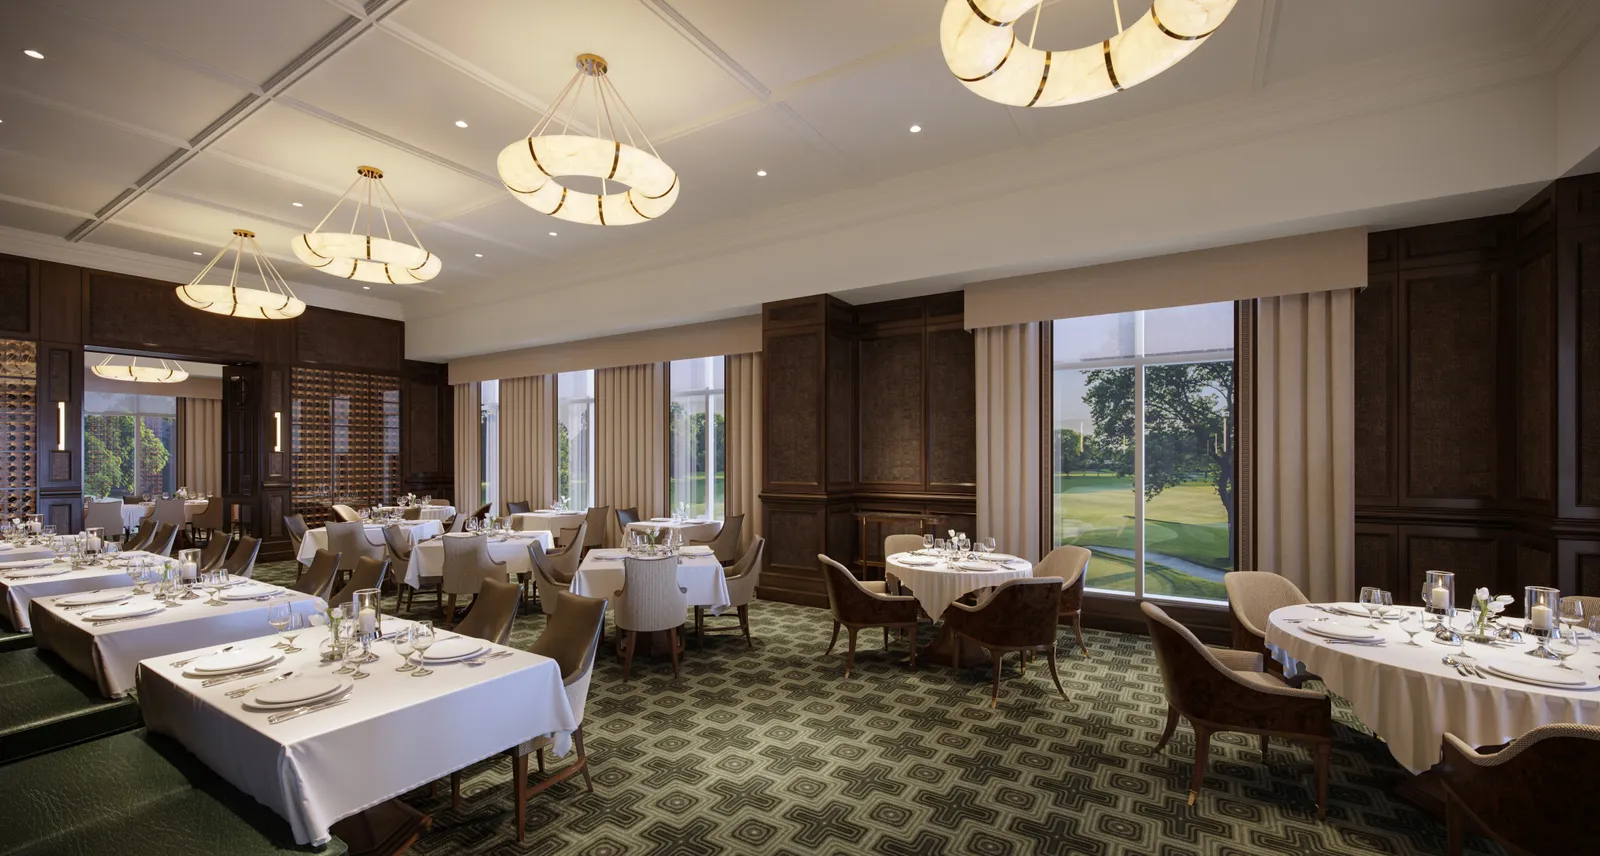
[449,314,761,385]
[963,228,1367,330]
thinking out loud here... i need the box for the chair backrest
[330,556,389,607]
[1559,595,1600,622]
[818,554,899,625]
[1141,601,1321,723]
[191,498,225,531]
[330,504,360,523]
[613,555,687,633]
[470,503,492,522]
[222,535,262,578]
[151,498,188,528]
[146,523,180,557]
[197,533,231,572]
[884,533,924,559]
[723,537,766,607]
[453,578,521,645]
[1036,544,1092,614]
[953,577,1065,649]
[529,540,571,586]
[704,514,744,564]
[294,549,341,600]
[585,505,610,548]
[283,514,308,553]
[505,500,531,515]
[84,499,124,534]
[428,498,452,506]
[382,524,413,565]
[1440,723,1600,856]
[401,505,421,521]
[557,525,583,551]
[1224,571,1310,639]
[126,519,157,550]
[613,506,639,531]
[549,528,585,579]
[447,514,468,533]
[325,521,379,571]
[441,534,503,596]
[530,590,608,689]
[121,493,146,505]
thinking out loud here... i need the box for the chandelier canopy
[497,53,679,226]
[176,228,306,320]
[92,355,188,384]
[941,0,1237,108]
[292,166,442,284]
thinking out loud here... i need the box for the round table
[375,505,454,521]
[626,519,722,543]
[1265,604,1600,774]
[885,551,1033,667]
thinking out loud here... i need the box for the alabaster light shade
[941,0,1237,108]
[294,166,441,284]
[92,356,188,383]
[176,229,306,320]
[498,135,679,226]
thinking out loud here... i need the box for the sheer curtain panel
[975,323,1044,562]
[453,383,481,512]
[499,375,555,511]
[175,397,222,497]
[596,363,667,546]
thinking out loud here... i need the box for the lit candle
[1429,586,1449,610]
[1530,604,1554,631]
[181,561,197,582]
[359,607,376,636]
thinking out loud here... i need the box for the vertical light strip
[1131,311,1146,601]
[56,402,66,451]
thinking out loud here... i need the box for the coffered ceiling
[1,0,1598,359]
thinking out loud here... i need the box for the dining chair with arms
[1559,595,1600,622]
[468,503,492,524]
[325,521,386,583]
[120,493,146,505]
[440,535,507,630]
[583,506,609,554]
[505,500,531,515]
[452,578,520,646]
[330,504,360,523]
[401,506,421,521]
[1142,601,1333,819]
[428,499,451,507]
[197,533,230,573]
[150,499,188,531]
[547,526,585,579]
[944,577,1066,707]
[330,556,390,608]
[293,550,342,601]
[125,520,157,552]
[446,515,468,534]
[695,537,764,651]
[818,554,919,677]
[882,533,924,596]
[555,526,584,553]
[613,555,688,680]
[145,523,180,558]
[528,541,572,615]
[189,497,225,546]
[221,535,262,578]
[1437,723,1600,856]
[689,514,743,566]
[83,499,124,539]
[1225,571,1316,684]
[386,525,435,613]
[1037,544,1092,656]
[283,514,308,568]
[611,507,636,547]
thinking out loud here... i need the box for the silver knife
[171,645,235,668]
[226,670,297,698]
[202,666,278,687]
[84,613,161,626]
[268,697,351,724]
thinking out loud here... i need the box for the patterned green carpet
[252,561,1501,856]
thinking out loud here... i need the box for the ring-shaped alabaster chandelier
[498,53,679,226]
[176,228,306,320]
[941,0,1237,107]
[92,355,188,384]
[292,165,442,284]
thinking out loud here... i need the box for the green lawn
[668,474,725,518]
[1053,472,1230,600]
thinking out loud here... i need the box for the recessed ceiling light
[756,170,767,177]
[909,124,922,133]
[22,50,43,60]
[548,231,557,237]
[474,253,483,258]
[192,251,203,256]
[454,120,468,128]
[292,202,303,207]
[362,285,370,290]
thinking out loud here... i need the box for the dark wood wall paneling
[0,254,453,561]
[1356,173,1600,604]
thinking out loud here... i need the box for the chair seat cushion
[862,580,889,594]
[0,650,141,765]
[1235,670,1294,692]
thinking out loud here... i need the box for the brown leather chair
[125,519,157,551]
[331,556,389,607]
[505,500,531,515]
[1438,723,1600,856]
[145,523,180,557]
[293,549,341,601]
[583,505,609,553]
[453,578,521,646]
[689,514,743,566]
[1225,571,1314,684]
[1038,545,1091,656]
[401,505,422,521]
[189,496,225,545]
[944,577,1067,708]
[330,504,361,523]
[1142,602,1333,818]
[221,535,262,578]
[818,554,918,677]
[197,533,230,573]
[468,503,492,524]
[613,506,638,539]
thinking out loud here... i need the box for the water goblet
[392,625,416,671]
[1399,609,1425,646]
[1550,626,1581,670]
[1375,590,1394,624]
[1359,586,1383,629]
[1560,599,1586,649]
[921,533,934,552]
[347,634,372,680]
[280,612,305,654]
[410,621,435,677]
[267,602,291,649]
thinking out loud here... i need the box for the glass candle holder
[1422,570,1461,645]
[1525,586,1561,659]
[353,587,382,638]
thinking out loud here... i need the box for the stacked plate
[57,590,133,607]
[81,601,164,621]
[242,675,353,712]
[679,545,715,557]
[417,636,488,664]
[220,583,279,601]
[5,566,67,578]
[183,648,284,679]
[955,559,1007,572]
[1304,624,1384,644]
[896,554,939,567]
[1328,603,1373,618]
[1478,661,1599,690]
[0,558,56,571]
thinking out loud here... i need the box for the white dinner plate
[649,517,674,523]
[114,551,153,560]
[220,584,279,600]
[679,545,714,556]
[248,675,352,708]
[503,530,543,539]
[1304,624,1383,642]
[189,648,281,674]
[82,601,164,621]
[897,555,938,566]
[5,566,67,578]
[1479,661,1597,689]
[1329,603,1373,617]
[419,637,488,663]
[0,558,55,570]
[955,560,1007,572]
[57,589,135,606]
[183,650,285,679]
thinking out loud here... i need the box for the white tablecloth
[30,584,319,697]
[884,552,1035,621]
[572,548,730,611]
[297,520,444,565]
[626,519,722,543]
[1266,604,1600,774]
[511,511,586,536]
[137,625,578,846]
[404,531,553,588]
[0,561,136,631]
[121,500,209,530]
[0,544,61,563]
[374,505,454,521]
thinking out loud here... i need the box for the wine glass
[346,634,371,680]
[1559,599,1586,647]
[921,533,934,552]
[934,538,947,554]
[1550,625,1581,670]
[267,602,291,649]
[1375,590,1394,623]
[392,624,416,671]
[410,621,435,677]
[1399,609,1425,645]
[280,612,305,654]
[1359,586,1383,629]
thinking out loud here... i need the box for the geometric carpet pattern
[251,561,1504,856]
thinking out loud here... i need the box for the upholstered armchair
[1141,602,1333,818]
[401,505,422,521]
[583,506,609,553]
[283,514,308,563]
[125,520,157,551]
[505,500,531,515]
[440,534,506,629]
[330,504,360,523]
[1224,571,1314,683]
[189,497,225,546]
[145,523,179,557]
[883,533,924,596]
[331,556,389,607]
[613,555,687,680]
[1034,545,1091,656]
[944,577,1066,708]
[325,521,386,578]
[1559,595,1600,623]
[293,549,341,601]
[452,578,520,646]
[197,533,230,573]
[528,541,572,615]
[613,506,638,544]
[694,537,764,651]
[221,535,262,578]
[83,499,124,539]
[689,514,744,566]
[1438,723,1600,855]
[554,523,588,556]
[818,554,918,677]
[150,498,188,530]
[446,515,468,533]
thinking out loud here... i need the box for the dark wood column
[36,262,84,532]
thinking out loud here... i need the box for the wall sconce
[273,411,282,453]
[56,402,66,451]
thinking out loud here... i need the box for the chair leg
[1073,614,1089,657]
[826,620,841,655]
[989,651,1003,708]
[739,604,752,647]
[1260,734,1270,764]
[1045,647,1066,698]
[1313,741,1330,821]
[574,726,593,793]
[951,634,961,670]
[621,630,636,681]
[695,607,705,653]
[845,627,858,678]
[1018,650,1027,676]
[882,626,889,650]
[1153,705,1180,754]
[907,625,917,672]
[449,771,462,812]
[443,594,457,629]
[668,627,680,678]
[536,748,545,775]
[1188,726,1211,807]
[1445,793,1463,856]
[513,751,528,843]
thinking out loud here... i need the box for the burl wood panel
[766,506,823,572]
[295,308,403,373]
[826,331,853,487]
[1515,544,1554,590]
[764,332,821,486]
[927,327,976,488]
[87,273,256,359]
[1516,252,1554,502]
[1581,237,1600,507]
[1405,272,1497,499]
[406,381,440,474]
[1408,535,1499,600]
[1578,553,1600,597]
[857,332,923,485]
[0,255,30,337]
[1354,281,1394,501]
[1355,531,1397,595]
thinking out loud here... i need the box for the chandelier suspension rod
[1113,0,1124,33]
[376,180,427,252]
[603,75,660,158]
[529,72,583,138]
[1029,1,1042,47]
[313,175,364,234]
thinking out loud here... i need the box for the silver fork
[464,651,514,667]
[201,667,278,688]
[268,697,351,724]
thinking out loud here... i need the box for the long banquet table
[1266,603,1600,774]
[297,520,444,565]
[0,557,143,631]
[403,530,553,588]
[137,624,578,846]
[625,518,722,543]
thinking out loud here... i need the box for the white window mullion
[1132,311,1147,601]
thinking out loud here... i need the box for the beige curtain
[975,323,1044,562]
[1256,290,1357,603]
[453,383,481,513]
[595,363,666,546]
[498,375,555,512]
[174,397,222,497]
[725,352,763,548]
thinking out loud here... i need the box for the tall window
[1051,302,1235,603]
[480,380,499,513]
[668,357,725,519]
[84,392,176,497]
[556,371,594,509]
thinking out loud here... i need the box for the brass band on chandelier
[1151,6,1220,41]
[1027,51,1051,108]
[956,33,1016,83]
[232,229,255,238]
[640,174,677,201]
[1102,41,1123,92]
[965,0,1012,28]
[292,164,441,285]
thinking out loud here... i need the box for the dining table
[510,510,587,537]
[625,518,722,543]
[403,530,554,588]
[136,623,578,846]
[571,547,729,656]
[0,554,150,632]
[121,499,210,530]
[1265,603,1600,775]
[30,580,320,697]
[883,550,1034,666]
[373,504,455,521]
[296,519,444,565]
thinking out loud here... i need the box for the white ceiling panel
[84,222,375,301]
[153,153,343,232]
[0,151,130,215]
[442,197,615,261]
[0,90,176,185]
[0,197,90,236]
[48,0,353,84]
[2,3,251,140]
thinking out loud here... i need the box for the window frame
[555,370,595,510]
[667,357,726,520]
